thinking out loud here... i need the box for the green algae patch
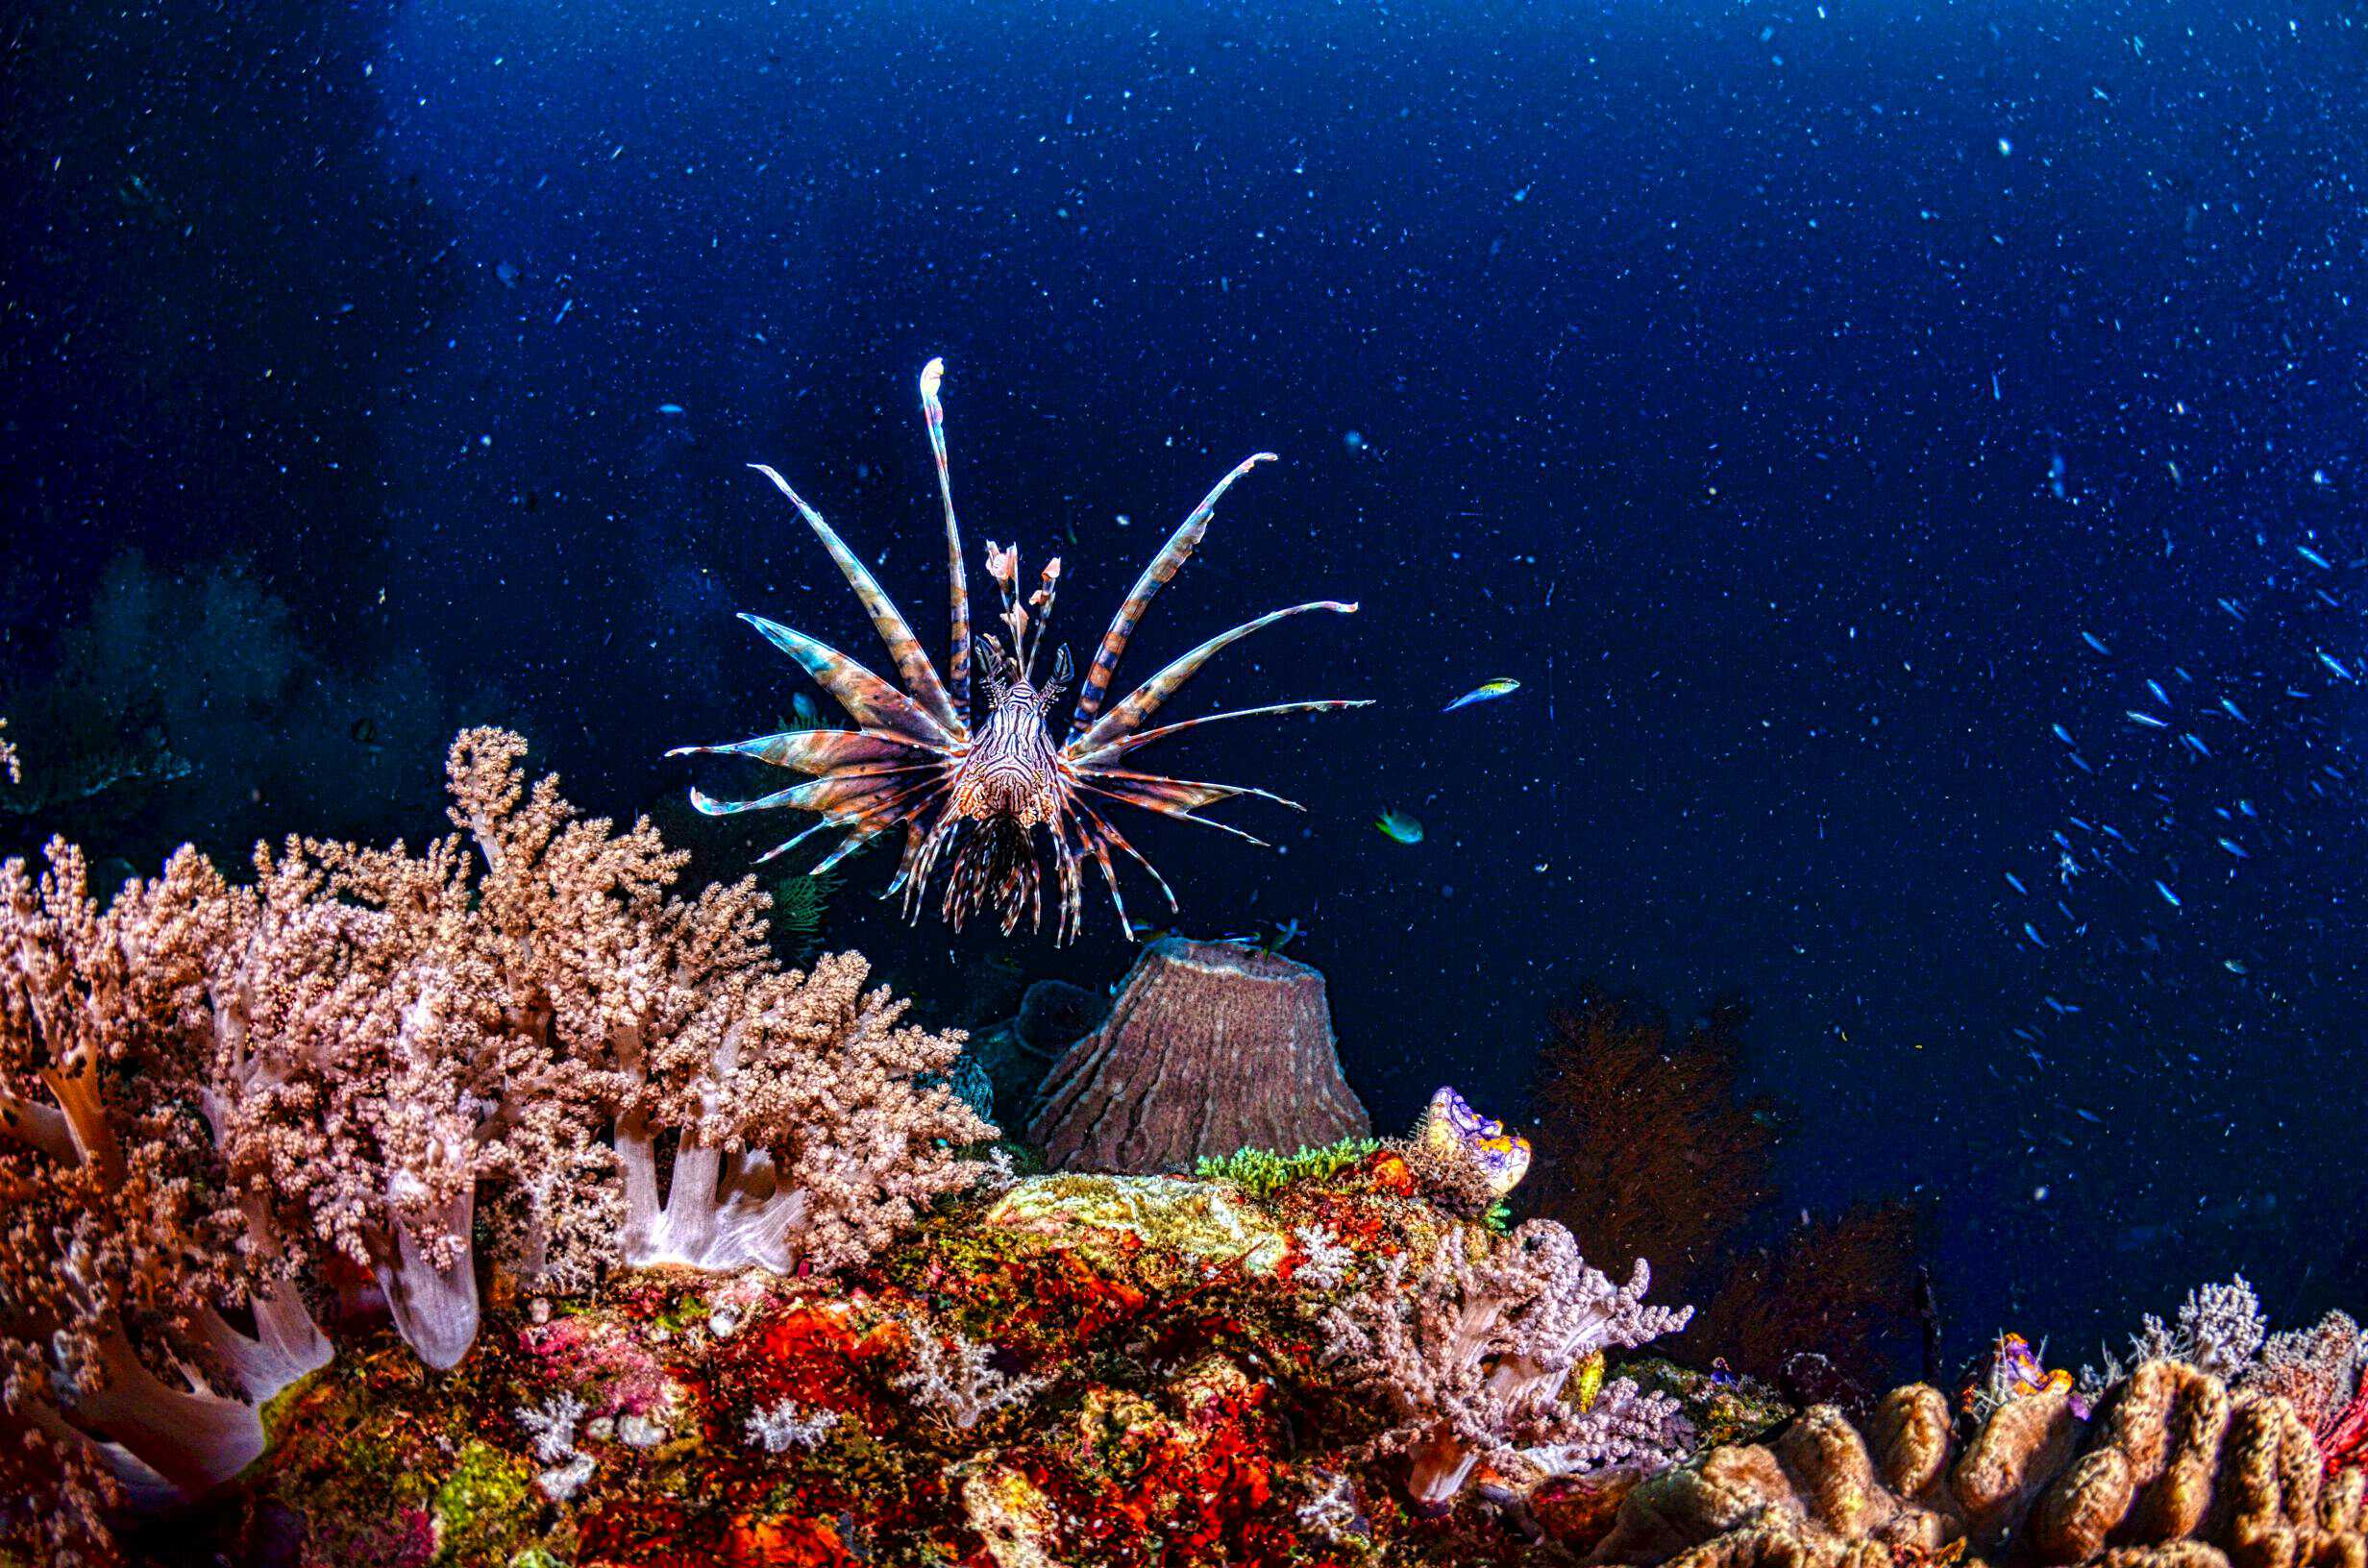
[430,1439,536,1564]
[1193,1137,1382,1199]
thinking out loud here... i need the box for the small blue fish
[2320,650,2356,680]
[2155,879,2181,908]
[2224,959,2248,975]
[2023,921,2048,948]
[657,402,686,415]
[2217,837,2248,859]
[2074,1107,2105,1124]
[2220,697,2248,723]
[1375,810,1424,845]
[2081,631,2111,655]
[2299,544,2332,570]
[2052,723,2076,746]
[2182,733,2211,758]
[2146,678,2171,707]
[1443,678,1521,713]
[2127,710,2169,729]
[2218,597,2248,621]
[2005,872,2029,895]
[2237,799,2257,818]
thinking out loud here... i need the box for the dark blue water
[7,0,2365,1373]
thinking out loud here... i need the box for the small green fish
[1376,809,1424,845]
[1443,678,1521,713]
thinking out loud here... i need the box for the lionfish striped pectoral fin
[1076,770,1297,856]
[747,464,965,737]
[688,765,938,819]
[736,613,957,748]
[666,726,938,773]
[1068,600,1360,754]
[1062,698,1375,769]
[1069,453,1276,740]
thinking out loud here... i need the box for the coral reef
[170,1159,1712,1568]
[8,729,2366,1568]
[1319,1217,1696,1508]
[1029,936,1370,1171]
[0,730,990,1563]
[1591,1357,2366,1568]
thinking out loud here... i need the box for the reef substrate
[160,1161,1764,1568]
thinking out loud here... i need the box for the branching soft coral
[202,728,992,1360]
[1319,1217,1694,1509]
[0,842,326,1522]
[0,727,999,1556]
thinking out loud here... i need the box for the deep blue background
[6,0,2366,1360]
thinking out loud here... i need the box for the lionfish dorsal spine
[918,357,972,726]
[1069,451,1275,740]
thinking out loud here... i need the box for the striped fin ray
[750,772,951,867]
[881,821,934,898]
[748,464,964,736]
[1075,779,1276,848]
[1072,600,1359,754]
[918,358,973,725]
[689,764,938,819]
[1072,798,1181,918]
[750,818,841,866]
[1068,453,1275,740]
[738,613,954,747]
[1066,805,1142,938]
[1063,698,1373,768]
[810,823,893,876]
[1049,808,1111,943]
[1073,766,1304,816]
[666,727,932,774]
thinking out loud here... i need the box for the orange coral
[1524,989,1785,1297]
[1524,990,1926,1391]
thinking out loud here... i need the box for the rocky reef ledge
[148,1160,2362,1568]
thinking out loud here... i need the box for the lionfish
[670,358,1367,943]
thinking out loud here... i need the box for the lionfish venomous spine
[671,358,1368,943]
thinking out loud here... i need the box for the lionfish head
[952,640,1074,832]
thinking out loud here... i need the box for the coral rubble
[1029,936,1370,1172]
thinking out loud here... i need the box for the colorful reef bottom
[143,1157,2365,1568]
